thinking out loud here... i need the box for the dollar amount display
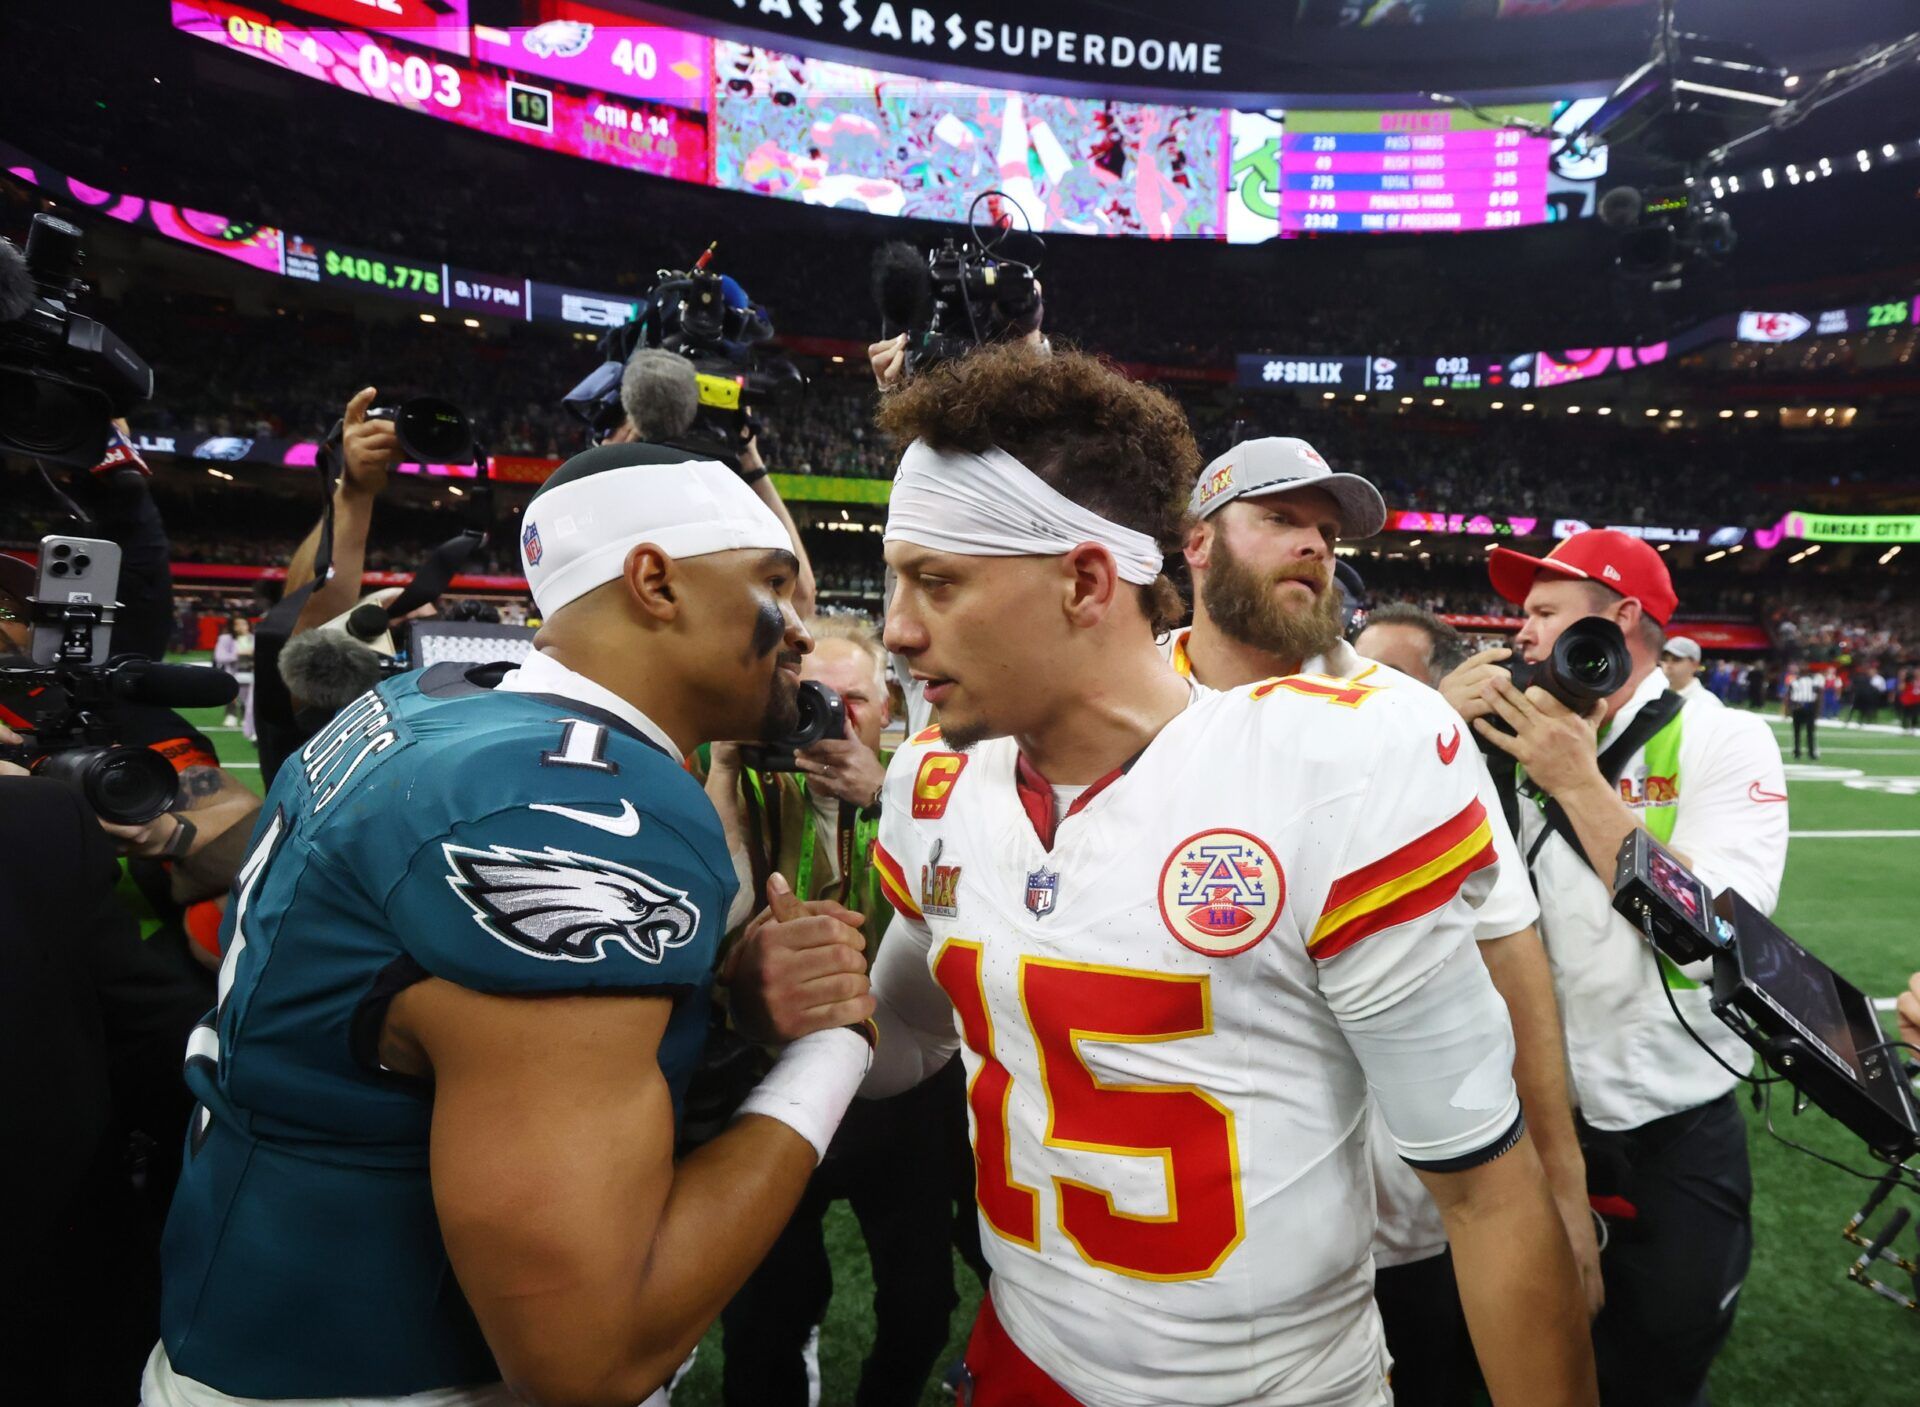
[1281,110,1551,235]
[322,249,442,297]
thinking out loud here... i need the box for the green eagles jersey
[160,662,734,1398]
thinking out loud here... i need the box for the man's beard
[1201,535,1344,667]
[756,651,805,741]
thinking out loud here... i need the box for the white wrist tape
[733,1027,874,1163]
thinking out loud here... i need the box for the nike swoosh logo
[1747,782,1788,804]
[529,799,642,836]
[1437,726,1462,766]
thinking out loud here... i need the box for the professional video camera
[0,535,236,824]
[1613,828,1920,1161]
[872,193,1044,376]
[1613,829,1920,1310]
[1485,616,1632,730]
[0,214,153,467]
[741,680,845,774]
[561,245,801,451]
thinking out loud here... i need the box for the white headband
[883,440,1165,585]
[521,460,792,617]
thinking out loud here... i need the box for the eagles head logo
[523,19,594,59]
[443,843,700,964]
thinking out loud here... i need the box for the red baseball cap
[1488,529,1679,626]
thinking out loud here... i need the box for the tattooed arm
[99,762,263,904]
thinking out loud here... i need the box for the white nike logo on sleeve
[529,799,642,837]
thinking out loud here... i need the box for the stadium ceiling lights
[1881,546,1903,565]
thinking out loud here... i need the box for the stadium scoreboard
[1280,108,1553,234]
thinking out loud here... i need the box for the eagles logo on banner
[443,842,700,963]
[1158,828,1284,957]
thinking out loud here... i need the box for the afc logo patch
[1158,828,1285,958]
[912,752,969,819]
[522,519,543,567]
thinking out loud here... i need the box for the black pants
[1791,706,1819,758]
[1375,1250,1475,1407]
[1582,1093,1752,1407]
[722,1063,964,1407]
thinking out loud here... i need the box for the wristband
[733,1026,873,1163]
[160,814,197,860]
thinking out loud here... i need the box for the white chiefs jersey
[1159,628,1542,1269]
[871,674,1518,1407]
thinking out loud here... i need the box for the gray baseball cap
[1663,636,1702,662]
[1189,437,1387,539]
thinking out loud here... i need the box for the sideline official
[1786,668,1821,759]
[1446,529,1789,1407]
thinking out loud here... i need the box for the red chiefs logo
[911,753,968,819]
[1436,727,1461,765]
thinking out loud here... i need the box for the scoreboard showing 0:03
[1281,107,1553,235]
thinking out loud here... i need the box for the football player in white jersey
[857,345,1595,1407]
[1170,440,1605,1401]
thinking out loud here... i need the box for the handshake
[720,871,875,1044]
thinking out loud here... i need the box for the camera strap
[1522,688,1686,877]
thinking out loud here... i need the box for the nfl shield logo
[522,520,543,567]
[1025,868,1058,919]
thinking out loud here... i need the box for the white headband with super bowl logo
[882,439,1165,585]
[520,458,792,617]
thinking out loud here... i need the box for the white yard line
[1788,830,1920,838]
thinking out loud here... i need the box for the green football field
[183,684,1920,1404]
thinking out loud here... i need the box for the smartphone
[31,534,122,667]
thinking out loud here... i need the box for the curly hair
[875,343,1199,628]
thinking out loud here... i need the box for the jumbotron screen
[172,1,1567,239]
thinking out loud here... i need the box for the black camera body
[875,231,1042,377]
[367,396,474,465]
[742,680,846,774]
[0,662,185,826]
[1613,829,1920,1162]
[0,214,153,467]
[1493,616,1633,721]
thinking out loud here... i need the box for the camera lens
[1564,640,1612,684]
[787,681,833,749]
[52,543,71,559]
[34,744,179,825]
[50,561,69,576]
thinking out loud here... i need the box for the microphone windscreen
[1597,185,1644,230]
[346,602,391,642]
[279,630,385,714]
[871,242,932,338]
[108,659,240,710]
[0,240,35,325]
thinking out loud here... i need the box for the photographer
[255,387,396,786]
[618,348,816,617]
[1443,529,1789,1407]
[704,614,960,1407]
[0,555,261,924]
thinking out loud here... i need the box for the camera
[369,396,474,464]
[1494,616,1632,719]
[1,535,235,824]
[562,247,800,449]
[1613,829,1920,1161]
[0,214,153,466]
[873,231,1042,377]
[741,680,846,773]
